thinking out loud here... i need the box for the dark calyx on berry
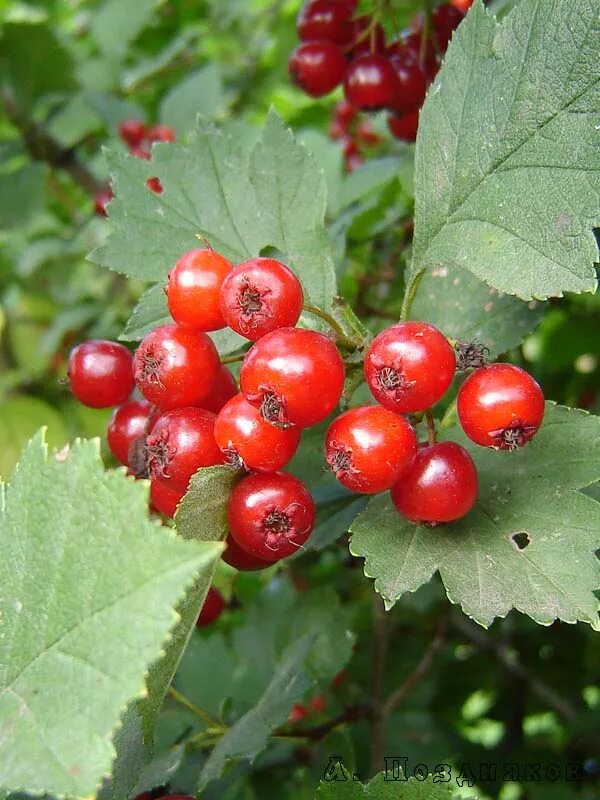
[237,279,272,331]
[454,339,490,370]
[490,420,538,451]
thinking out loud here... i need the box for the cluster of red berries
[289,1,467,143]
[94,119,175,216]
[328,100,381,171]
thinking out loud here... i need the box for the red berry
[220,257,303,341]
[107,400,153,466]
[451,0,474,12]
[347,16,386,57]
[398,31,440,79]
[289,703,309,724]
[119,119,146,147]
[215,393,301,472]
[391,441,478,524]
[145,176,163,194]
[201,365,238,414]
[387,44,428,113]
[222,534,273,571]
[197,587,226,627]
[432,3,465,49]
[364,322,456,414]
[147,124,176,143]
[333,99,357,129]
[94,188,113,217]
[355,121,380,147]
[387,109,420,141]
[146,407,223,491]
[342,136,359,158]
[310,694,327,714]
[68,340,134,408]
[297,0,353,44]
[240,328,345,429]
[344,54,400,111]
[166,248,233,332]
[150,478,185,518]
[325,405,417,494]
[228,472,316,560]
[345,153,364,172]
[457,364,545,450]
[129,144,151,160]
[289,41,347,98]
[133,323,220,410]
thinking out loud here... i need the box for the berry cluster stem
[302,303,360,350]
[425,410,437,445]
[399,268,425,322]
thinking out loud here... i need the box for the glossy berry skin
[388,109,420,141]
[387,45,428,114]
[119,119,146,147]
[107,400,153,466]
[149,478,185,518]
[432,4,465,49]
[68,340,134,408]
[197,587,226,627]
[344,54,400,110]
[240,328,345,429]
[220,257,303,341]
[228,472,316,561]
[133,323,220,410]
[215,393,301,472]
[325,405,417,494]
[297,0,353,44]
[222,534,273,571]
[289,703,309,724]
[364,322,455,413]
[391,441,478,524]
[147,124,175,143]
[94,189,113,217]
[146,407,223,491]
[457,363,545,450]
[289,41,346,98]
[166,248,233,332]
[202,365,238,414]
[145,176,163,194]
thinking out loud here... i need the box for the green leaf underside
[349,405,600,629]
[91,112,338,338]
[412,0,600,301]
[175,465,243,542]
[315,769,454,798]
[0,432,222,798]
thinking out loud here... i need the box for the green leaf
[0,164,46,229]
[175,465,242,542]
[0,396,69,481]
[91,112,339,337]
[315,768,454,798]
[91,0,163,58]
[411,265,544,357]
[412,0,600,301]
[0,432,223,798]
[350,404,600,629]
[159,65,227,135]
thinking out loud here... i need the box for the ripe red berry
[347,16,386,57]
[107,400,153,466]
[457,363,545,450]
[147,124,176,143]
[222,534,273,571]
[145,176,163,194]
[387,109,420,141]
[119,119,146,147]
[228,472,316,560]
[215,393,301,472]
[197,587,226,627]
[68,340,134,408]
[240,328,345,429]
[133,323,220,410]
[289,703,309,724]
[333,99,358,129]
[201,365,238,414]
[344,53,400,110]
[166,248,233,332]
[220,257,303,341]
[432,3,465,49]
[289,41,347,98]
[451,0,473,11]
[364,322,455,413]
[387,45,428,114]
[325,405,417,494]
[297,0,353,44]
[310,694,327,714]
[94,188,113,217]
[398,31,440,80]
[391,441,478,524]
[146,407,223,491]
[149,478,185,518]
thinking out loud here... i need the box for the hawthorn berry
[347,16,386,57]
[166,248,233,332]
[201,365,238,414]
[145,177,163,194]
[94,188,113,217]
[387,45,428,114]
[68,340,134,408]
[457,363,545,450]
[119,119,146,147]
[297,0,353,44]
[432,3,465,49]
[364,321,455,413]
[147,124,176,143]
[289,41,346,97]
[333,99,357,129]
[289,703,309,724]
[325,405,417,494]
[220,257,303,341]
[197,587,226,627]
[222,534,273,571]
[387,109,420,141]
[240,327,345,429]
[344,54,400,110]
[107,399,153,466]
[149,478,185,518]
[133,323,220,410]
[215,393,301,472]
[145,407,223,491]
[228,472,316,560]
[391,441,478,524]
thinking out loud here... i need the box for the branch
[275,703,371,742]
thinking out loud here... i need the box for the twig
[302,303,358,350]
[220,352,246,365]
[425,410,437,445]
[274,703,371,742]
[167,686,223,728]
